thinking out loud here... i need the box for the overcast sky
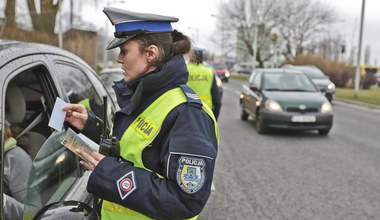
[1,0,379,65]
[81,0,380,65]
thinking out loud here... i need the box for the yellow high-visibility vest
[186,63,214,109]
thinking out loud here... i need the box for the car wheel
[240,104,248,121]
[318,129,330,135]
[255,110,266,134]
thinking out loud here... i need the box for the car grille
[286,107,318,113]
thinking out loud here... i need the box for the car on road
[209,61,230,82]
[282,65,335,102]
[237,66,253,74]
[98,67,124,106]
[240,68,333,135]
[214,72,224,99]
[0,39,117,219]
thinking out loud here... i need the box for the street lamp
[354,0,366,97]
[58,0,63,48]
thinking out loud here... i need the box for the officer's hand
[63,104,88,131]
[76,149,105,171]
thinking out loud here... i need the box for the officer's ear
[145,45,159,63]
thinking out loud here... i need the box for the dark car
[214,72,224,99]
[240,68,333,135]
[209,61,230,82]
[98,67,124,106]
[0,39,117,219]
[282,65,335,102]
[238,66,253,74]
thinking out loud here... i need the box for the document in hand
[61,128,97,162]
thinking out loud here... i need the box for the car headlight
[321,101,332,113]
[265,100,283,112]
[225,71,230,77]
[327,82,335,90]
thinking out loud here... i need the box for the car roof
[255,68,303,74]
[98,68,123,74]
[0,39,88,69]
[282,64,320,71]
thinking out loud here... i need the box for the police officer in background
[187,48,221,120]
[63,7,218,220]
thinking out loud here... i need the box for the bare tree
[277,0,335,58]
[4,0,16,27]
[215,0,336,67]
[3,0,104,34]
[216,0,281,67]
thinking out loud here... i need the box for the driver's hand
[63,104,88,131]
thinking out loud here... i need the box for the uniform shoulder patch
[176,156,206,194]
[116,171,138,200]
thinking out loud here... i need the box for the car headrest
[5,83,26,124]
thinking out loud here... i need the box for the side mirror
[33,201,99,220]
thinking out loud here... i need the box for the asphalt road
[198,78,380,220]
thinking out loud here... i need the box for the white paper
[48,97,67,131]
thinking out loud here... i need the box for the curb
[335,98,380,111]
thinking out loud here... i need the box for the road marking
[211,182,216,191]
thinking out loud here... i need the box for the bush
[283,54,355,88]
[362,74,376,89]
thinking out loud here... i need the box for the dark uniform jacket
[82,55,218,219]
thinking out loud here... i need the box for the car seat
[5,83,47,160]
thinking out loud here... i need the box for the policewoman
[186,48,221,120]
[63,7,218,220]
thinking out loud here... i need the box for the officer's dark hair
[133,30,191,68]
[190,53,203,65]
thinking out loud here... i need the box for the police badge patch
[176,156,206,194]
[116,171,137,200]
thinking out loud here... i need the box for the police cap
[103,7,179,50]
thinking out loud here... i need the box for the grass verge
[335,87,380,106]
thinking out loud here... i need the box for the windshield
[212,63,227,69]
[23,130,79,218]
[263,72,318,92]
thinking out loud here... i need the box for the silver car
[282,65,335,102]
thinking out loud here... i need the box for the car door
[50,55,116,125]
[246,71,262,116]
[1,54,91,219]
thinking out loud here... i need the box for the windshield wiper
[283,89,311,92]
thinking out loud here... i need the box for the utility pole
[58,0,63,49]
[354,0,366,97]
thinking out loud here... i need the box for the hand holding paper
[48,97,67,131]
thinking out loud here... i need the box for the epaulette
[179,85,203,109]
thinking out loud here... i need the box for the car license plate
[291,115,316,122]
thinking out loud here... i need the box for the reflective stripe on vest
[102,87,218,220]
[186,63,214,109]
